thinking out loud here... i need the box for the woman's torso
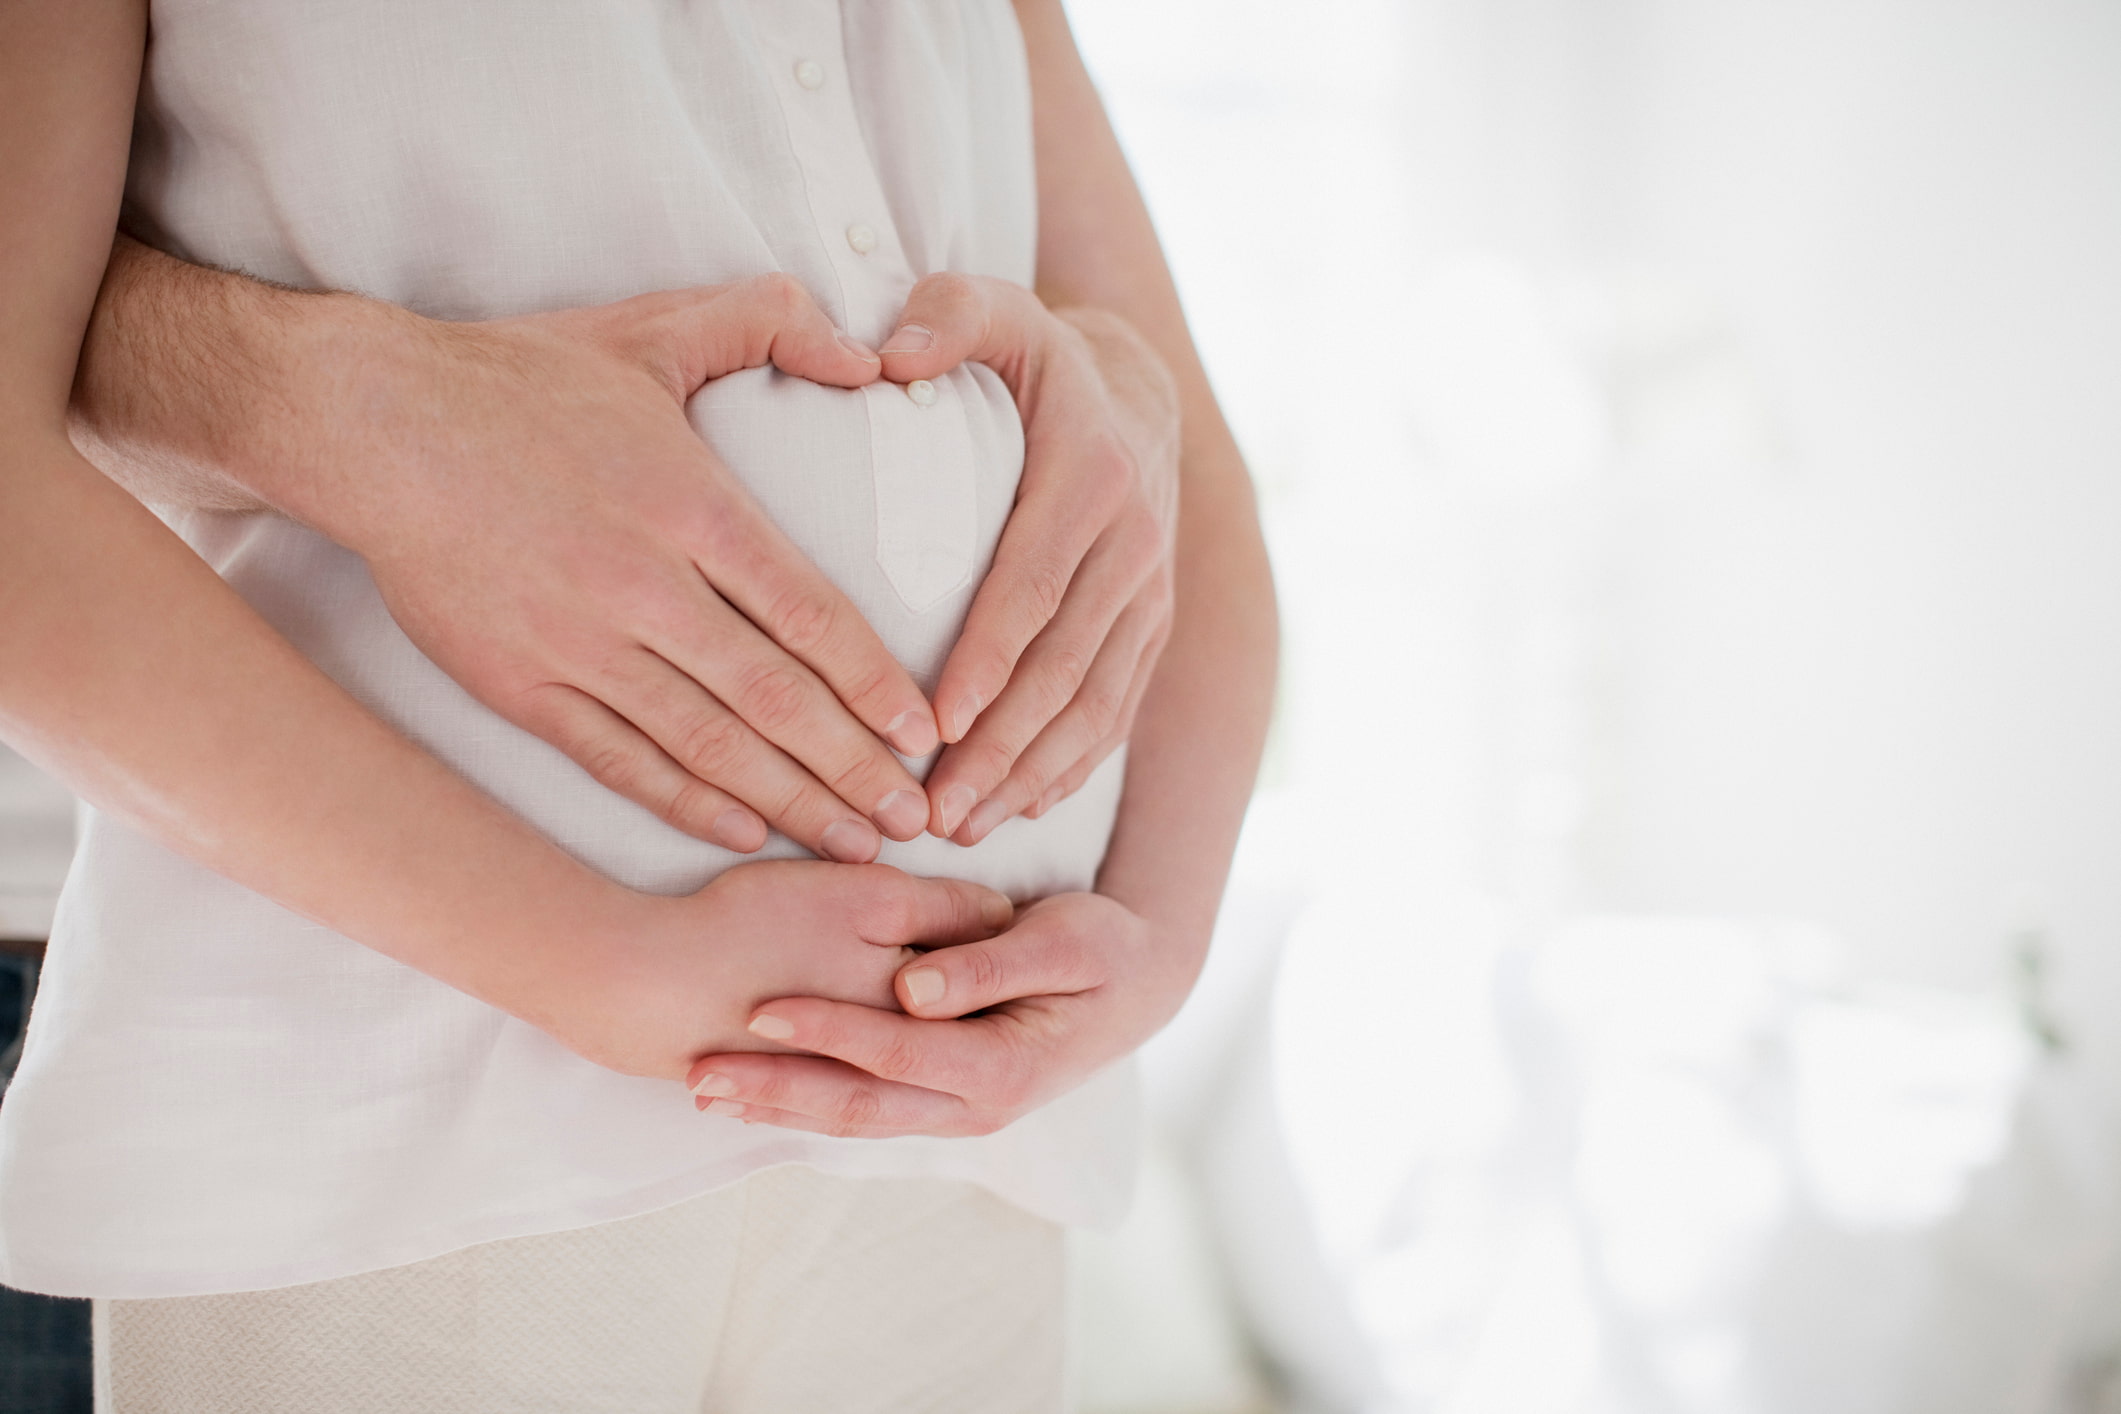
[0,0,1135,1300]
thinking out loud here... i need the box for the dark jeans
[0,951,93,1414]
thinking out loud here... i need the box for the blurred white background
[1061,0,2121,1411]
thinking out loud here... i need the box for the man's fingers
[924,523,1159,837]
[1023,621,1161,819]
[945,587,1164,842]
[520,684,769,851]
[684,1054,979,1138]
[633,273,883,393]
[859,871,1015,948]
[638,583,930,841]
[692,492,940,758]
[874,272,1042,384]
[577,651,891,862]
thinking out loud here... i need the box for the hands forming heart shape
[336,270,1178,865]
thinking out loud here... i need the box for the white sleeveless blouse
[0,0,1137,1299]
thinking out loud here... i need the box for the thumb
[865,873,1016,948]
[635,273,883,395]
[876,272,1050,390]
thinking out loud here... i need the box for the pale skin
[5,0,1276,1134]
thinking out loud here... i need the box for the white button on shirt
[0,0,1136,1301]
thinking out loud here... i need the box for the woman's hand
[681,892,1205,1137]
[73,248,943,862]
[544,860,1014,1081]
[876,276,1181,845]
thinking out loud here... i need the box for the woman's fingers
[892,921,1106,1019]
[518,683,768,852]
[738,997,1033,1106]
[686,1054,976,1139]
[854,868,1015,947]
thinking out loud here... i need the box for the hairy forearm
[68,234,421,531]
[1018,0,1279,946]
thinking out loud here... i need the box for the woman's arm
[681,0,1279,1134]
[1013,0,1279,946]
[0,0,1009,1083]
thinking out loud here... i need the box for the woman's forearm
[1016,0,1279,944]
[0,434,637,1033]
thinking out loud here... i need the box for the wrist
[239,290,443,545]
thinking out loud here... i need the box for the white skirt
[95,1164,1066,1414]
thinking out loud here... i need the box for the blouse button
[794,58,825,90]
[845,223,878,255]
[905,379,938,407]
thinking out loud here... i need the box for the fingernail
[948,693,984,741]
[875,789,927,840]
[880,322,934,354]
[712,809,765,852]
[836,331,880,363]
[749,1013,796,1042]
[965,796,1013,842]
[980,890,1014,929]
[704,1097,749,1118]
[884,707,939,758]
[1035,785,1063,816]
[903,966,946,1008]
[937,783,979,836]
[819,818,880,863]
[692,1072,736,1098]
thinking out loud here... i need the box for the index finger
[739,997,1032,1104]
[693,487,940,758]
[877,276,1122,745]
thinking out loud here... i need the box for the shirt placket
[748,0,981,614]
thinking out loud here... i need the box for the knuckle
[658,778,722,833]
[1020,567,1070,627]
[1087,440,1137,504]
[960,944,1009,1001]
[576,736,643,792]
[765,588,841,659]
[867,1032,925,1085]
[669,710,750,776]
[1038,643,1092,699]
[754,271,809,319]
[829,1084,887,1137]
[731,662,814,735]
[1077,680,1127,734]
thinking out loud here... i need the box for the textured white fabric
[0,0,1140,1299]
[96,1164,1067,1414]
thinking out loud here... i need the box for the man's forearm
[69,234,406,526]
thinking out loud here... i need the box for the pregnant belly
[183,361,1123,904]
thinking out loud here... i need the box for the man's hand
[73,247,942,861]
[548,861,1014,1081]
[680,892,1202,1136]
[876,276,1181,845]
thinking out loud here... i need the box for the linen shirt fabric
[0,0,1138,1299]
